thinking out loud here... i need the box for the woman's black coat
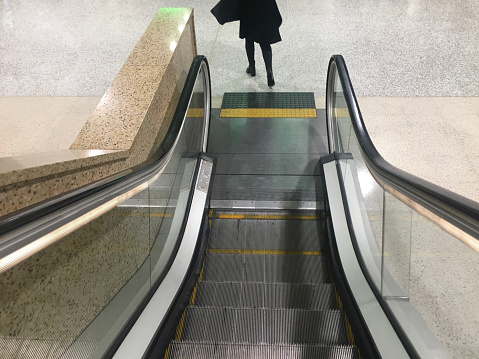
[239,0,282,44]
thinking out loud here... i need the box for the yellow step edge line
[115,212,172,218]
[209,214,318,220]
[220,108,317,118]
[207,248,322,256]
[175,259,207,345]
[174,308,187,341]
[163,343,171,359]
[188,261,206,307]
[334,287,357,349]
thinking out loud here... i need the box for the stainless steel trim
[196,159,212,193]
[112,157,213,359]
[323,160,410,359]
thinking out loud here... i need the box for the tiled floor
[1,1,479,358]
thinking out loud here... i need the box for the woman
[239,0,282,87]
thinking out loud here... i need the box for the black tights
[245,38,272,71]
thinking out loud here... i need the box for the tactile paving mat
[220,92,316,118]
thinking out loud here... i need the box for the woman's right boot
[267,68,275,87]
[246,60,256,77]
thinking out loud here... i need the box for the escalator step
[169,342,360,359]
[201,253,330,284]
[179,307,348,345]
[192,282,337,310]
[208,218,324,252]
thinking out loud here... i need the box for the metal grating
[201,253,330,284]
[169,342,360,359]
[221,92,316,109]
[193,282,337,310]
[220,92,316,118]
[220,108,316,118]
[180,308,348,345]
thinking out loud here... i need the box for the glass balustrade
[327,55,479,359]
[0,61,209,359]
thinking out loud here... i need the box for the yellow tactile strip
[220,108,317,118]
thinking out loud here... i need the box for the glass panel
[408,211,479,359]
[331,69,384,289]
[0,67,207,358]
[382,191,412,298]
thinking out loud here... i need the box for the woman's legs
[245,38,256,76]
[260,43,274,87]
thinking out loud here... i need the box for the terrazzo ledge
[0,8,197,217]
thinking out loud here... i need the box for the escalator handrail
[327,54,479,238]
[0,55,211,260]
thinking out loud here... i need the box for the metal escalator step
[180,307,348,345]
[211,174,319,202]
[201,253,330,284]
[169,341,360,359]
[208,218,324,252]
[193,282,337,310]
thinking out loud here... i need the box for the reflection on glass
[0,66,207,358]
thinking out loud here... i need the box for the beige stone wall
[0,8,197,217]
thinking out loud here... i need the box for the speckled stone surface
[0,8,196,217]
[361,97,479,204]
[0,150,127,186]
[0,205,150,358]
[71,8,195,151]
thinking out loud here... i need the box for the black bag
[211,0,241,25]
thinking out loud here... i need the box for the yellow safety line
[208,213,318,220]
[334,108,349,118]
[186,108,204,118]
[220,108,317,118]
[115,212,172,218]
[207,248,322,256]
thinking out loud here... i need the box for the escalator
[162,88,360,358]
[0,55,475,359]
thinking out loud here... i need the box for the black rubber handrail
[0,55,211,248]
[328,54,479,236]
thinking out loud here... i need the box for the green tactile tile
[221,92,316,109]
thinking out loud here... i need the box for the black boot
[267,68,275,87]
[246,62,256,77]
